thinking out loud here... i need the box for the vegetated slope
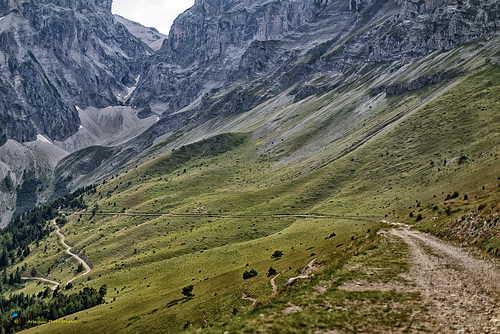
[9,60,500,333]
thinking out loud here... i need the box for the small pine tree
[0,251,8,268]
[267,267,277,277]
[271,250,283,260]
[182,285,194,297]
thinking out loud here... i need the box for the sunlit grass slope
[15,64,500,333]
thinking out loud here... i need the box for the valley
[0,0,499,333]
[0,61,496,333]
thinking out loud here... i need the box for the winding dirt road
[19,222,92,290]
[53,221,92,285]
[242,284,257,306]
[21,276,59,291]
[391,228,500,333]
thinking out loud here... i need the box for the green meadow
[3,62,499,333]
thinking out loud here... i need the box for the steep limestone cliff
[131,0,499,136]
[0,0,149,143]
[131,0,334,114]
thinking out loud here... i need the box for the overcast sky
[112,0,195,35]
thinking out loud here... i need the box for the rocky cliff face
[0,0,152,225]
[0,0,149,143]
[131,0,499,135]
[131,0,335,114]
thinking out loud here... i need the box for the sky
[112,0,195,35]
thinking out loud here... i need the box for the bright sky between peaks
[112,0,195,35]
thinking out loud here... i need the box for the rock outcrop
[0,0,149,143]
[131,0,500,133]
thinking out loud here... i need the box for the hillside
[0,54,497,333]
[0,0,499,333]
[1,0,499,225]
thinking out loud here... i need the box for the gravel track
[53,221,92,286]
[391,228,500,333]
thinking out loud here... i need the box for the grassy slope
[180,64,500,333]
[9,62,500,333]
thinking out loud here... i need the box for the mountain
[1,0,499,225]
[114,15,167,52]
[0,0,499,333]
[131,0,500,133]
[0,0,150,143]
[0,0,155,225]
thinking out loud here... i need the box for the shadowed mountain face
[0,0,499,226]
[132,0,499,125]
[0,0,149,143]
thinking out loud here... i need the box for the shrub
[267,267,277,277]
[416,214,423,221]
[243,269,258,280]
[445,191,459,200]
[182,285,194,297]
[271,251,283,259]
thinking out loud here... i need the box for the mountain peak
[0,0,112,16]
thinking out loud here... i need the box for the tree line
[0,284,107,333]
[0,184,96,273]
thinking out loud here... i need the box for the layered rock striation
[131,0,500,133]
[0,0,149,143]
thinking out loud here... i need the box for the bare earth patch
[338,279,407,292]
[282,302,303,315]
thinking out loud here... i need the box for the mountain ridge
[0,1,499,332]
[0,0,499,233]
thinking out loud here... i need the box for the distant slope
[114,15,167,52]
[14,61,500,334]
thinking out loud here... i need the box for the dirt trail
[391,228,500,333]
[21,276,59,291]
[53,221,92,285]
[63,210,376,221]
[270,273,281,295]
[242,284,257,306]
